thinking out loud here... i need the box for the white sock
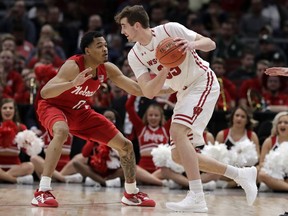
[189,179,203,193]
[125,182,139,194]
[224,165,239,180]
[39,176,52,191]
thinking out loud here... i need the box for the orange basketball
[156,37,186,68]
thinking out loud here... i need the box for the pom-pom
[0,120,18,148]
[262,142,288,179]
[151,144,184,174]
[90,145,120,173]
[201,142,230,164]
[14,130,44,156]
[229,139,258,167]
[151,144,172,167]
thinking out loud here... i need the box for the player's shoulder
[103,61,118,72]
[61,59,78,70]
[159,22,184,30]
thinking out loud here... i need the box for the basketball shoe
[234,166,258,206]
[165,191,208,212]
[121,191,156,207]
[31,189,58,207]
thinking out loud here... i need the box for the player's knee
[53,125,69,142]
[116,139,134,156]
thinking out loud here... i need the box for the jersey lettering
[72,100,86,109]
[157,65,182,79]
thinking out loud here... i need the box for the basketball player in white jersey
[115,5,258,212]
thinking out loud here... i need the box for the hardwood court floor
[0,183,287,216]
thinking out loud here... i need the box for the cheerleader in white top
[201,106,260,188]
[259,111,288,191]
[115,5,258,212]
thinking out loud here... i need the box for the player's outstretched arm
[105,62,143,96]
[41,61,92,99]
[265,67,288,76]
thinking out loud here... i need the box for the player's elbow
[40,89,48,99]
[209,40,216,51]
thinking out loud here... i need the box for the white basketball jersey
[128,22,211,91]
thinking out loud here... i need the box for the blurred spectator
[261,0,288,32]
[0,50,26,104]
[77,14,106,53]
[239,0,271,38]
[0,0,36,44]
[1,33,26,72]
[149,4,167,27]
[107,34,123,64]
[115,42,134,68]
[238,59,270,110]
[46,6,78,57]
[228,48,256,88]
[29,3,48,42]
[39,24,64,51]
[167,0,192,25]
[262,76,288,113]
[211,58,236,111]
[186,12,210,37]
[26,37,65,69]
[201,0,228,35]
[212,21,244,71]
[255,34,287,65]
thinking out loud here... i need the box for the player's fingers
[84,74,93,80]
[80,67,92,75]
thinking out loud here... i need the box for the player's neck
[84,56,100,69]
[139,29,153,46]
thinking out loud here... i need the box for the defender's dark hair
[80,31,103,54]
[114,5,150,29]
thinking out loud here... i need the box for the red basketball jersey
[42,54,108,110]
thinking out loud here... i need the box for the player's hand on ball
[174,37,195,53]
[72,67,93,86]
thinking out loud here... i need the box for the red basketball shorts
[37,100,119,144]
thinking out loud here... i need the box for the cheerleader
[258,111,288,191]
[0,98,34,184]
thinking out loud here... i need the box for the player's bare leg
[31,121,69,207]
[166,123,207,212]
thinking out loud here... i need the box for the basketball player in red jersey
[31,31,155,207]
[115,5,258,212]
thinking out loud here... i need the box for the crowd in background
[0,0,288,192]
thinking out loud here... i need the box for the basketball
[156,37,186,68]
